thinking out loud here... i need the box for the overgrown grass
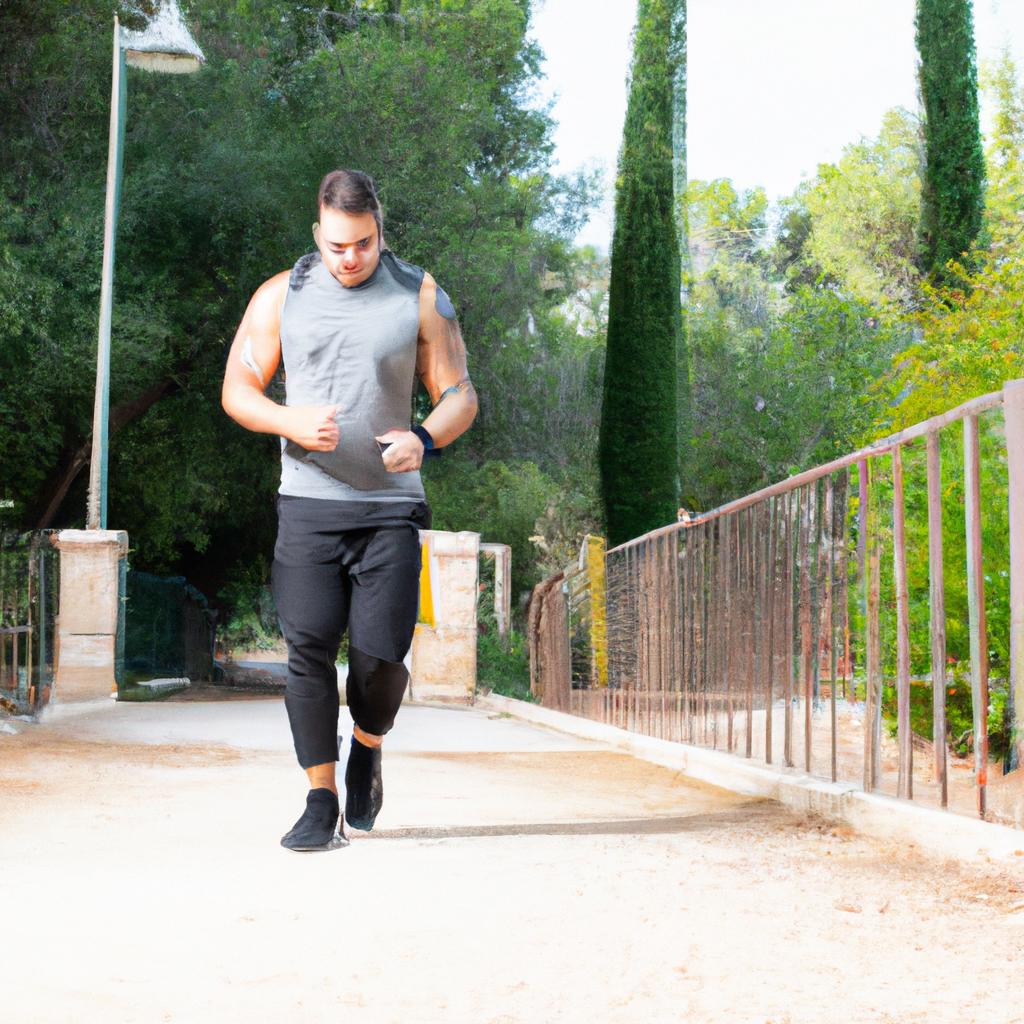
[477,628,533,701]
[880,672,1011,762]
[476,553,533,701]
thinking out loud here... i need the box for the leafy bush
[477,628,532,702]
[880,672,1010,761]
[425,457,601,611]
[475,551,532,700]
[217,557,281,654]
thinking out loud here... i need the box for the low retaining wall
[479,693,1024,864]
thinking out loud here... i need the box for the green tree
[806,110,923,307]
[915,0,986,281]
[683,176,905,511]
[980,50,1024,255]
[599,0,683,547]
[0,0,593,598]
[769,110,923,307]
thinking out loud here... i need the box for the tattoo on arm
[436,378,474,405]
[241,335,266,389]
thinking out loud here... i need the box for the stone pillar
[480,542,512,640]
[410,530,480,703]
[53,529,128,702]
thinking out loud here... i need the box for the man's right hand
[283,405,340,451]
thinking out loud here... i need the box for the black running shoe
[345,736,383,832]
[280,787,346,851]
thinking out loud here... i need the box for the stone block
[411,530,480,702]
[53,530,128,703]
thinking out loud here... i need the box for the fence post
[1004,380,1024,773]
[892,445,913,799]
[926,431,948,806]
[964,414,989,817]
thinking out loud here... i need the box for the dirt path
[2,698,1023,1023]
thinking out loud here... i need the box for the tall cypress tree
[915,0,986,280]
[599,0,683,547]
[670,1,690,504]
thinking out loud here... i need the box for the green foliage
[476,553,531,699]
[980,51,1024,254]
[796,110,923,307]
[684,174,906,512]
[0,0,593,605]
[599,0,684,547]
[217,557,281,653]
[424,456,601,604]
[476,627,532,700]
[874,252,1024,429]
[915,0,986,282]
[881,676,1011,761]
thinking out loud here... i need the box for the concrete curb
[478,693,1024,864]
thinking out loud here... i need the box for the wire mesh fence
[123,571,216,685]
[529,380,1024,828]
[0,531,59,714]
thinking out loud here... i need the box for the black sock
[345,735,383,831]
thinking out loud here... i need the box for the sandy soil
[2,698,1024,1024]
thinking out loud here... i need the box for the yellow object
[586,535,608,688]
[418,538,435,627]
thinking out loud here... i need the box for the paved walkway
[2,693,1023,1023]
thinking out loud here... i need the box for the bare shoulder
[417,269,460,328]
[418,269,438,304]
[250,270,290,315]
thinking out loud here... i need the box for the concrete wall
[410,530,480,703]
[53,530,128,702]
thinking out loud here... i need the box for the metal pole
[892,445,913,800]
[926,431,948,806]
[36,546,46,710]
[766,496,777,765]
[1005,380,1024,773]
[87,17,127,530]
[964,414,989,818]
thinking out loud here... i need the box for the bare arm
[376,271,478,471]
[221,272,338,451]
[415,272,478,445]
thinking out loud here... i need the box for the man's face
[314,206,382,287]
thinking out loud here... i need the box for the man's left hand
[375,429,424,472]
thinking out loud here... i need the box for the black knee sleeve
[346,645,408,736]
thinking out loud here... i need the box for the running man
[221,169,477,851]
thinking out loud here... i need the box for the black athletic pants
[271,495,430,769]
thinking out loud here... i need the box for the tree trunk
[33,376,181,529]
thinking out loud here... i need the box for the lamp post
[86,2,204,530]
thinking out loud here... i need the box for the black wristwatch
[411,424,441,458]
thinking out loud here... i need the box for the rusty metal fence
[0,531,59,713]
[529,380,1024,827]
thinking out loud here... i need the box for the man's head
[313,169,384,288]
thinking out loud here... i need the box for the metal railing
[0,531,60,713]
[530,380,1024,827]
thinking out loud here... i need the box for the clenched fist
[375,429,425,472]
[284,405,339,451]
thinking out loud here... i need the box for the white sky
[530,0,1024,250]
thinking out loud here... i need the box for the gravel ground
[2,696,1023,1024]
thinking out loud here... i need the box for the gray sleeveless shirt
[278,249,427,503]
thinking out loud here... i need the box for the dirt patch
[3,707,1024,1023]
[163,683,283,702]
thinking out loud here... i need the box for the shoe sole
[281,833,349,852]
